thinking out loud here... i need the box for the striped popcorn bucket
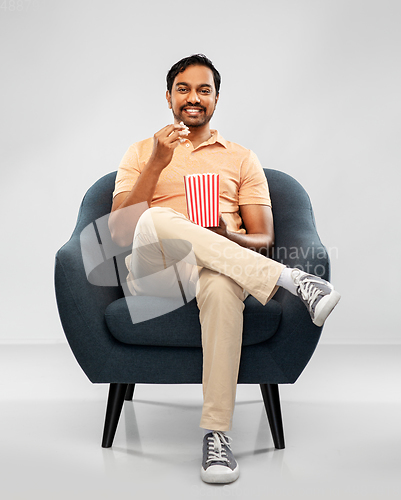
[184,173,220,227]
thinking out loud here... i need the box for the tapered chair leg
[124,384,135,401]
[102,383,128,448]
[260,383,285,449]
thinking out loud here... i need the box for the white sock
[276,267,301,296]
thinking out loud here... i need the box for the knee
[136,207,172,234]
[138,206,165,223]
[135,208,155,238]
[147,206,183,230]
[197,272,245,307]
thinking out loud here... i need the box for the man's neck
[183,123,213,149]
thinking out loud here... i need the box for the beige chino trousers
[125,207,285,431]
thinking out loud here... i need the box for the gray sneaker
[292,270,341,327]
[201,431,239,484]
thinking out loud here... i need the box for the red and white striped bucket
[184,173,220,227]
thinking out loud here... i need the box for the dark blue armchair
[54,169,330,449]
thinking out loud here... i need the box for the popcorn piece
[179,121,190,135]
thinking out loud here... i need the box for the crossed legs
[125,207,285,431]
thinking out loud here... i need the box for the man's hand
[149,122,190,170]
[207,214,229,237]
[109,122,189,247]
[206,206,275,256]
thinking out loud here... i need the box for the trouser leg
[126,207,286,431]
[196,268,246,431]
[126,209,199,299]
[127,207,285,303]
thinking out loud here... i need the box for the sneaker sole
[201,464,240,484]
[313,290,341,327]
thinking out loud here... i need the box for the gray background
[1,0,400,343]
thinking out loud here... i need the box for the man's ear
[166,90,172,109]
[215,93,219,105]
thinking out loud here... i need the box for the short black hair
[166,54,221,95]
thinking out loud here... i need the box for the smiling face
[166,64,219,128]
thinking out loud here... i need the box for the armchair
[54,168,330,449]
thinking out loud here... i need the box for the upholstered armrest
[265,169,330,281]
[273,228,330,281]
[254,169,330,381]
[55,234,123,382]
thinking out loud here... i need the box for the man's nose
[187,89,200,103]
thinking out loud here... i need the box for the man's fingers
[155,124,176,138]
[165,130,183,147]
[152,123,190,157]
[157,123,188,138]
[166,128,190,147]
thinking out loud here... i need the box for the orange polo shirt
[113,130,271,233]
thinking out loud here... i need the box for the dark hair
[166,54,221,94]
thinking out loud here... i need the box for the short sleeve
[238,150,271,207]
[112,144,141,198]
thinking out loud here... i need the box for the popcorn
[178,121,190,143]
[179,121,190,132]
[184,173,220,227]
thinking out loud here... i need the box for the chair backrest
[72,172,117,237]
[265,168,316,242]
[265,169,329,280]
[74,168,314,236]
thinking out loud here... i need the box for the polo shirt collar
[206,130,228,148]
[185,130,228,151]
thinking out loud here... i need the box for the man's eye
[177,88,188,93]
[201,89,211,94]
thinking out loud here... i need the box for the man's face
[166,65,219,128]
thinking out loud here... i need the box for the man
[109,54,340,484]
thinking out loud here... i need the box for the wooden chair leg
[124,384,135,401]
[102,383,128,448]
[260,383,285,449]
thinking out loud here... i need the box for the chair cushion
[105,295,282,347]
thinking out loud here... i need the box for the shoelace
[291,270,322,309]
[206,431,232,464]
